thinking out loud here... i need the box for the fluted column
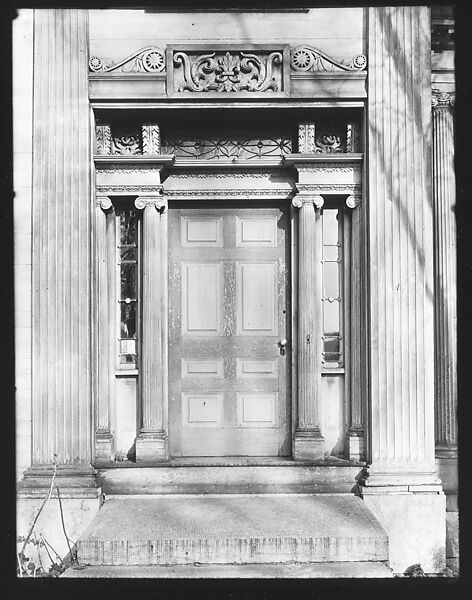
[432,90,457,458]
[293,191,325,460]
[94,196,114,462]
[134,194,168,461]
[365,6,437,484]
[31,9,92,465]
[345,195,365,461]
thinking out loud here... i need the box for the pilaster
[134,192,169,461]
[292,180,325,460]
[31,9,93,467]
[365,5,437,484]
[363,5,445,574]
[345,195,365,461]
[94,196,114,463]
[431,90,457,460]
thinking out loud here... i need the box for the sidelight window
[115,204,140,369]
[321,207,343,369]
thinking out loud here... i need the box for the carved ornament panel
[168,45,289,96]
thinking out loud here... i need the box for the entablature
[89,43,367,101]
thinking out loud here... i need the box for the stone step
[98,463,365,495]
[62,562,394,578]
[77,494,388,566]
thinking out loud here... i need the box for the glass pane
[323,245,338,261]
[323,300,340,333]
[120,354,136,364]
[323,336,340,362]
[323,262,339,298]
[120,211,137,246]
[120,263,137,300]
[322,209,339,245]
[120,302,136,338]
[120,246,136,261]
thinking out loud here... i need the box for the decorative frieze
[172,49,284,93]
[290,45,367,72]
[297,121,361,154]
[89,47,165,73]
[161,135,292,160]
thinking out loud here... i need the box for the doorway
[168,202,291,457]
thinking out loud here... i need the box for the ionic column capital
[292,188,324,210]
[96,195,113,211]
[345,194,362,209]
[432,89,455,109]
[134,194,167,213]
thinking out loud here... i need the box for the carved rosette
[432,89,455,109]
[173,50,283,93]
[89,47,165,73]
[290,45,367,72]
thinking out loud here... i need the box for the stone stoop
[76,494,389,570]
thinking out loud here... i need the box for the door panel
[169,204,290,457]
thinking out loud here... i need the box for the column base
[94,430,114,464]
[17,464,102,499]
[293,430,325,460]
[435,443,458,459]
[362,483,446,574]
[135,430,168,462]
[17,464,102,571]
[347,429,365,461]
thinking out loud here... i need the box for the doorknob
[279,338,288,356]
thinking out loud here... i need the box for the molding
[89,46,165,73]
[290,45,367,72]
[94,155,175,167]
[165,188,293,200]
[166,170,288,178]
[284,153,364,165]
[96,184,163,194]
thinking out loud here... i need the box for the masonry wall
[89,8,365,59]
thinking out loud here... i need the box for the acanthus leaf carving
[173,50,283,93]
[142,124,161,155]
[291,45,367,72]
[112,134,141,156]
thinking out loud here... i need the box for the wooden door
[168,203,291,457]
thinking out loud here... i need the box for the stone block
[17,496,101,569]
[362,491,446,574]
